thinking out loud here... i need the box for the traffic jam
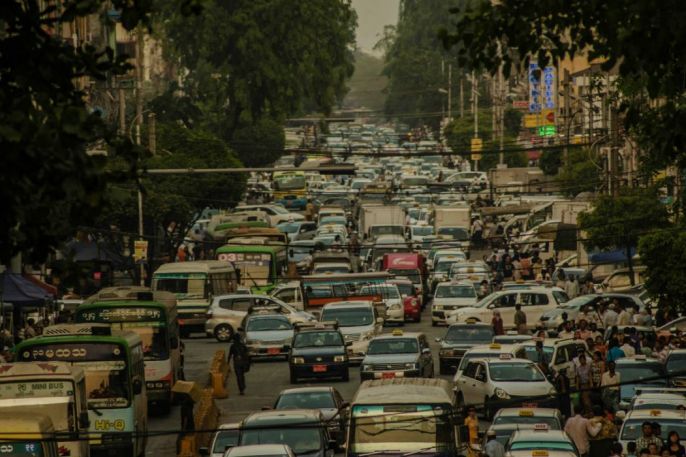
[3,125,686,457]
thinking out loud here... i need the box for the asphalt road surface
[146,303,479,455]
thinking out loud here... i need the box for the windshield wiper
[401,446,437,457]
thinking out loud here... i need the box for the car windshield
[436,227,469,241]
[445,326,493,343]
[520,346,554,362]
[621,419,686,441]
[617,364,665,383]
[276,392,335,409]
[213,430,239,453]
[493,416,560,428]
[321,307,374,327]
[666,353,686,375]
[489,363,545,382]
[412,226,433,236]
[393,283,415,296]
[561,295,595,309]
[247,318,292,332]
[367,338,419,355]
[240,427,322,454]
[293,331,343,348]
[435,285,476,298]
[271,206,290,215]
[509,441,575,452]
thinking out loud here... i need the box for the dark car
[288,322,350,383]
[273,387,349,448]
[360,330,434,381]
[436,322,495,375]
[238,409,335,457]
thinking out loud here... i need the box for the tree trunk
[626,243,635,286]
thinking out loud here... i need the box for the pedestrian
[555,368,572,420]
[575,353,592,412]
[534,339,550,375]
[228,332,250,395]
[464,406,479,444]
[588,405,618,457]
[565,275,579,299]
[617,305,632,325]
[471,217,483,248]
[620,333,637,357]
[635,421,663,453]
[491,311,504,336]
[603,302,619,328]
[484,429,505,457]
[514,303,527,334]
[564,410,602,457]
[601,361,621,412]
[304,199,316,222]
[24,319,37,340]
[555,269,567,289]
[664,431,685,457]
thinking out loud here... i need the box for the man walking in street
[514,304,527,334]
[564,410,602,457]
[484,430,505,457]
[601,361,621,412]
[228,332,250,395]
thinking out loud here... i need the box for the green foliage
[503,109,523,137]
[230,119,286,168]
[638,228,686,310]
[379,0,463,127]
[0,0,158,264]
[578,189,669,254]
[443,109,526,171]
[438,0,686,174]
[538,151,562,176]
[158,0,357,137]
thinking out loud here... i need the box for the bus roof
[153,260,235,275]
[0,362,85,382]
[77,299,176,319]
[26,324,142,347]
[0,413,55,437]
[83,286,176,308]
[352,378,454,405]
[217,244,286,254]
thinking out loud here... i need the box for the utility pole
[448,64,453,120]
[563,69,571,167]
[460,76,464,117]
[135,26,145,286]
[499,66,505,165]
[472,71,479,171]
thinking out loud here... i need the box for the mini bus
[216,244,287,294]
[0,414,61,457]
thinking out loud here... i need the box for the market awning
[0,272,52,307]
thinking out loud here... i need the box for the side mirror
[133,379,143,395]
[79,411,90,429]
[199,447,209,456]
[170,336,179,349]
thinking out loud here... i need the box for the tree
[158,0,357,138]
[638,228,686,312]
[439,1,686,179]
[0,0,165,264]
[230,119,286,168]
[578,189,669,285]
[554,148,603,197]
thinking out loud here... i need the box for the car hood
[246,329,293,342]
[494,381,554,396]
[434,298,478,306]
[449,306,482,315]
[441,340,490,350]
[362,353,418,364]
[291,346,345,356]
[338,324,375,335]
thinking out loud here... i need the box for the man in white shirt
[617,305,631,325]
[603,304,619,329]
[564,412,601,457]
[620,338,636,357]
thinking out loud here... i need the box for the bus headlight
[291,357,305,364]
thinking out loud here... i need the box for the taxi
[360,329,434,381]
[436,320,494,374]
[504,428,579,457]
[617,409,686,451]
[514,338,588,386]
[454,356,557,419]
[630,387,686,410]
[452,343,522,379]
[482,408,563,450]
[431,280,479,326]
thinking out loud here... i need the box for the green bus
[15,324,147,457]
[75,288,182,412]
[216,243,288,293]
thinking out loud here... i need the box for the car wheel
[213,324,234,342]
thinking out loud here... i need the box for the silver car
[242,313,294,359]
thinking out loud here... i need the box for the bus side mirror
[133,379,143,395]
[79,411,90,429]
[170,336,179,349]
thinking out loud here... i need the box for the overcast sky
[352,0,400,55]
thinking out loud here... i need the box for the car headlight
[390,304,401,310]
[405,362,418,369]
[433,304,443,310]
[362,364,372,371]
[292,357,305,364]
[494,388,510,399]
[333,355,346,362]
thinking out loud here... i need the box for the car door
[520,292,552,323]
[552,343,572,378]
[491,292,518,326]
[458,361,479,404]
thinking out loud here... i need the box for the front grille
[305,355,334,363]
[370,363,408,370]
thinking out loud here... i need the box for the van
[0,414,60,457]
[601,266,647,292]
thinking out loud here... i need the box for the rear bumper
[360,369,420,381]
[290,362,348,380]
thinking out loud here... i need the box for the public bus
[301,272,392,308]
[152,260,238,338]
[216,243,288,294]
[0,362,90,457]
[76,287,182,412]
[347,378,464,457]
[0,414,60,457]
[273,170,307,209]
[15,324,147,457]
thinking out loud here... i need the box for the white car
[481,408,563,449]
[513,338,589,387]
[359,283,404,325]
[431,281,479,325]
[454,357,556,419]
[234,205,304,226]
[319,301,384,363]
[446,287,569,329]
[630,389,686,411]
[505,428,578,457]
[617,409,686,452]
[452,343,522,380]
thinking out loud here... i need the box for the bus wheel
[214,324,234,342]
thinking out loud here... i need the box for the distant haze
[352,0,400,56]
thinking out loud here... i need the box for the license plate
[267,348,280,355]
[382,372,396,379]
[313,365,327,373]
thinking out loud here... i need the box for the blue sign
[543,66,555,109]
[529,63,541,113]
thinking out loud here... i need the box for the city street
[146,305,467,454]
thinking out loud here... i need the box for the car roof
[371,332,423,341]
[510,429,571,441]
[495,407,560,418]
[483,358,536,366]
[436,280,474,287]
[242,409,322,427]
[624,409,686,420]
[278,386,333,395]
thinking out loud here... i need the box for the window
[464,362,478,379]
[521,293,549,306]
[232,298,253,312]
[474,364,486,382]
[274,288,296,303]
[495,294,517,308]
[554,348,568,364]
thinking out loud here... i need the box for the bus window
[155,274,206,298]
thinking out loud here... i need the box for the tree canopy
[639,228,686,311]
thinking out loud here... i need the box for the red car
[388,278,422,322]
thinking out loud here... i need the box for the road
[146,304,470,455]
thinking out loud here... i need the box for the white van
[320,301,384,363]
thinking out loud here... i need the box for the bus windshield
[154,273,206,299]
[350,405,452,454]
[18,343,130,409]
[217,252,273,287]
[274,175,306,191]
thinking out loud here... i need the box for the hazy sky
[352,0,400,55]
